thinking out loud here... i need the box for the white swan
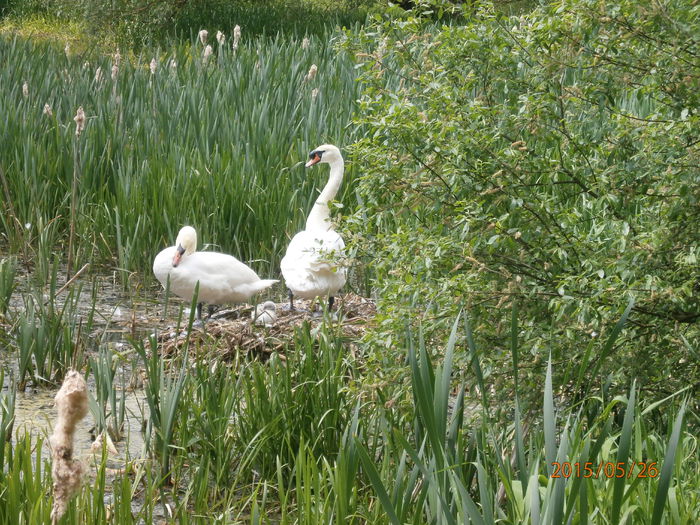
[153,226,278,319]
[280,144,347,310]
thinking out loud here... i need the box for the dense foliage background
[344,0,699,406]
[4,0,378,44]
[0,0,698,522]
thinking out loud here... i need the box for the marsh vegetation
[0,0,698,523]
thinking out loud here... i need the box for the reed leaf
[650,401,687,525]
[544,356,556,477]
[355,440,401,525]
[587,296,635,387]
[611,382,636,523]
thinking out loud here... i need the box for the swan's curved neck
[305,158,344,232]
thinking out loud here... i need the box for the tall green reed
[0,31,362,285]
[134,333,189,485]
[356,312,693,524]
[134,291,197,487]
[235,321,350,481]
[187,358,240,490]
[0,434,52,524]
[87,344,126,441]
[13,264,93,388]
[0,257,16,316]
[0,430,147,525]
[0,369,16,466]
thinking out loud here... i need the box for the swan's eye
[305,149,325,167]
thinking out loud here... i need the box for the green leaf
[544,356,556,476]
[651,401,687,525]
[611,383,636,523]
[355,439,402,525]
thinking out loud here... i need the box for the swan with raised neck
[280,144,347,310]
[304,144,344,233]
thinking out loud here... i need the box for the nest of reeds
[155,293,376,359]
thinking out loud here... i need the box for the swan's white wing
[281,229,347,299]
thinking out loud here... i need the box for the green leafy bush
[3,0,379,46]
[344,0,699,403]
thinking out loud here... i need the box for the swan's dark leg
[328,296,335,310]
[288,289,295,311]
[196,302,203,321]
[207,305,217,319]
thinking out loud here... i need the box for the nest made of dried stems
[155,293,376,360]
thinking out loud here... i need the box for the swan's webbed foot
[196,302,203,321]
[328,296,335,310]
[207,304,218,318]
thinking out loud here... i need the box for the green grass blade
[564,437,590,524]
[611,382,636,523]
[436,311,460,452]
[589,296,635,382]
[651,401,687,525]
[640,386,691,416]
[510,301,519,393]
[355,438,401,525]
[476,454,494,524]
[550,418,569,525]
[393,430,468,525]
[528,471,541,525]
[544,355,556,477]
[514,400,528,488]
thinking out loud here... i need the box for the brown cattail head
[233,25,241,50]
[304,64,318,82]
[50,370,88,524]
[74,106,86,137]
[203,45,213,63]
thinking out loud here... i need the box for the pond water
[0,269,175,463]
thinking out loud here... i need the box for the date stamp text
[550,461,659,479]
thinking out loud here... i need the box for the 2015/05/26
[550,462,659,479]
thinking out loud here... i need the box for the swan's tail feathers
[254,279,279,293]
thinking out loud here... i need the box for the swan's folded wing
[281,230,347,298]
[283,230,345,272]
[185,251,260,281]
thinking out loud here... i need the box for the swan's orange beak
[172,245,185,267]
[305,152,322,168]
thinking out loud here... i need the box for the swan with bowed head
[153,226,278,320]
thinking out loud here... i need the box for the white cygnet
[252,301,277,327]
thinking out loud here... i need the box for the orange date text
[550,461,659,479]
